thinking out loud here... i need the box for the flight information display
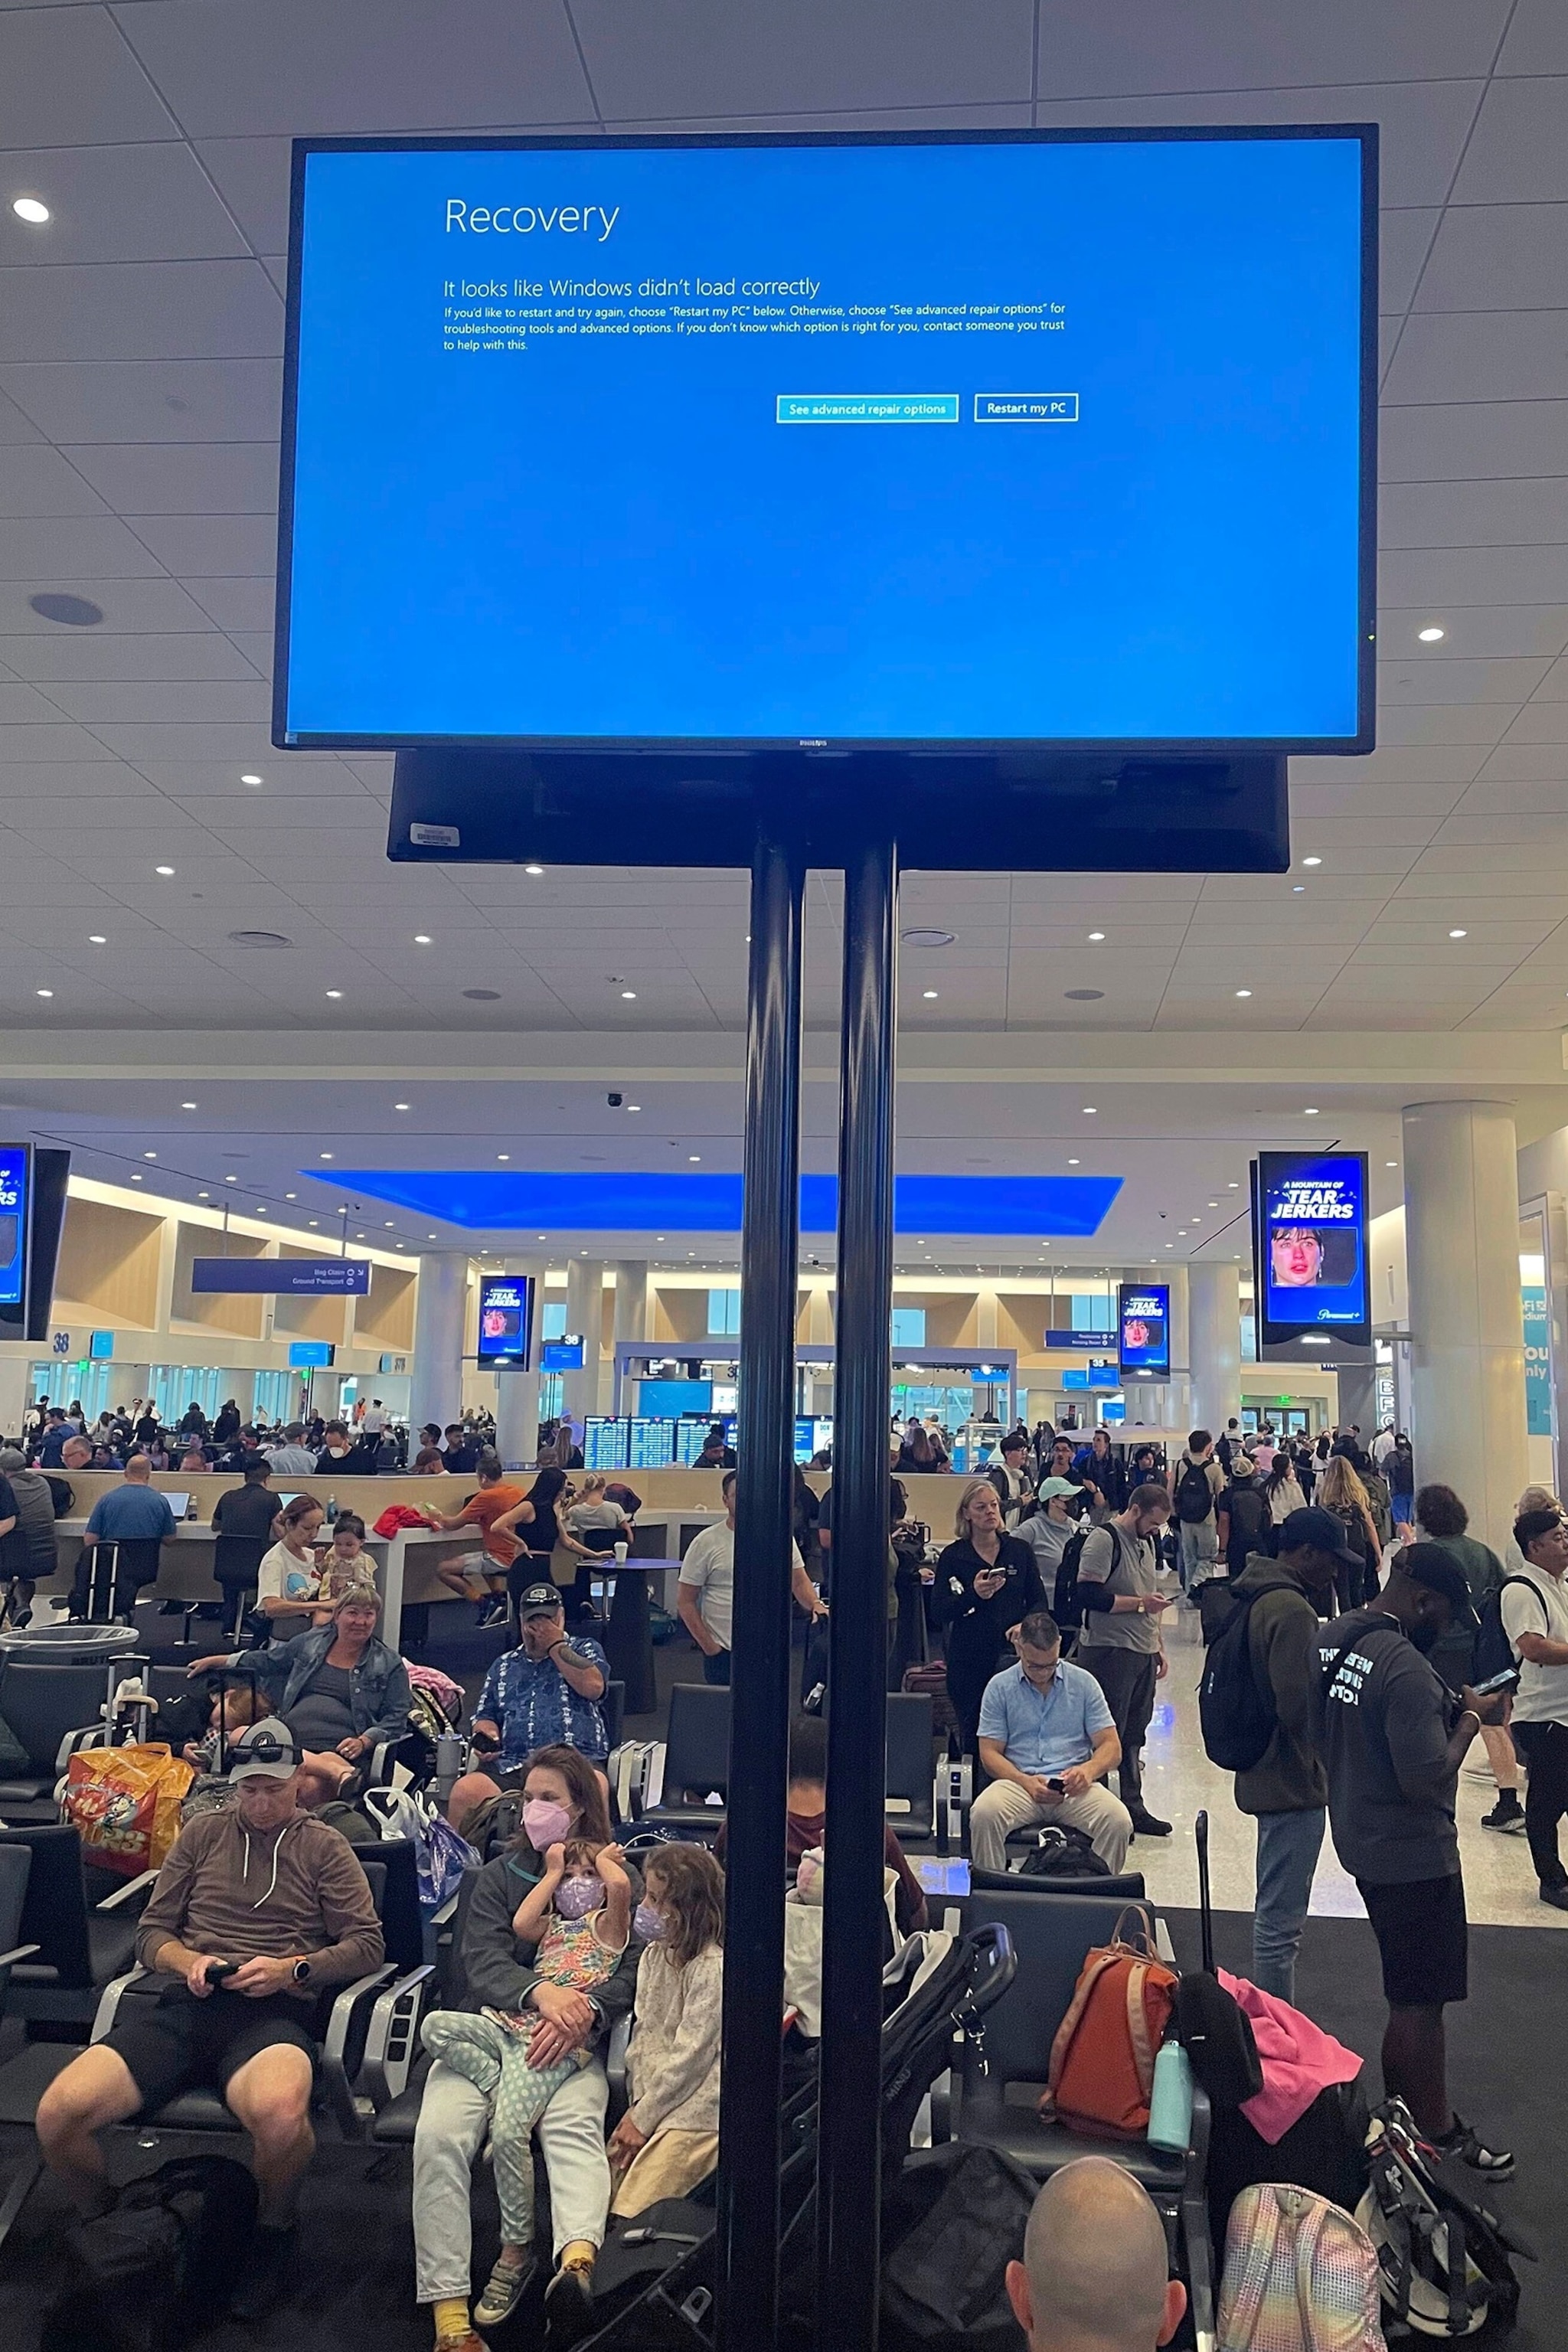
[1254,1152,1370,1344]
[280,130,1373,751]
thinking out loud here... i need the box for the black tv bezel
[1251,1149,1374,1353]
[274,123,1379,760]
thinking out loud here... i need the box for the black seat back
[212,1534,266,1588]
[956,1888,1158,2122]
[368,1836,425,1971]
[884,1690,933,1808]
[602,1679,625,1752]
[0,1659,108,1772]
[0,1844,31,2000]
[0,1823,92,1985]
[439,1864,486,2009]
[663,1683,732,1798]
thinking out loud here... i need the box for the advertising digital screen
[281,129,1373,753]
[1253,1152,1370,1344]
[476,1273,535,1367]
[1118,1284,1171,1380]
[0,1145,27,1312]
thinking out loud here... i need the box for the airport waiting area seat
[0,1656,130,1820]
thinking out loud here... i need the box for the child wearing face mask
[420,1831,631,2319]
[607,1843,726,2216]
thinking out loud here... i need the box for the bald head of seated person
[1007,2158,1186,2352]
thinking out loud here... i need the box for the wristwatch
[292,1958,312,1984]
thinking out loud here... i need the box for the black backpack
[1017,1823,1109,1881]
[44,2156,257,2352]
[1200,1597,1362,1775]
[1051,1527,1092,1632]
[1471,1574,1546,1686]
[1225,1481,1269,1570]
[880,2141,1041,2351]
[1174,1458,1214,1524]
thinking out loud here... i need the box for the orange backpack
[1038,1906,1178,2141]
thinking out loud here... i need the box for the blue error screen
[279,133,1370,749]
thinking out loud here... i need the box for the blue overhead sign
[191,1257,370,1295]
[1046,1328,1117,1351]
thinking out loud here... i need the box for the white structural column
[611,1261,649,1419]
[1403,1100,1530,1551]
[495,1255,547,1471]
[1187,1260,1241,1439]
[564,1258,606,1430]
[410,1250,471,1438]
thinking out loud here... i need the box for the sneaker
[1128,1810,1174,1838]
[1481,1795,1527,1832]
[1432,2115,1514,2180]
[230,2222,297,2319]
[543,2253,596,2349]
[477,1597,507,1628]
[1539,1884,1568,1911]
[473,2252,534,2332]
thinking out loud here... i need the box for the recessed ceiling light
[497,1153,509,1161]
[384,1220,394,1228]
[1302,857,1321,868]
[1449,928,1467,939]
[319,1152,332,1161]
[414,933,432,945]
[1229,1182,1239,1189]
[34,988,52,998]
[198,1191,209,1200]
[1082,1106,1097,1115]
[524,863,544,876]
[1386,1160,1398,1168]
[88,933,106,944]
[155,864,175,876]
[1417,626,1445,643]
[309,1218,318,1227]
[1292,885,1305,893]
[12,197,50,224]
[224,1174,237,1184]
[142,1151,156,1160]
[355,1232,364,1240]
[181,1101,196,1110]
[428,1232,437,1239]
[285,1191,296,1200]
[1303,1107,1320,1116]
[923,989,939,999]
[254,1206,266,1215]
[628,1103,641,1112]
[394,1102,410,1111]
[240,773,263,786]
[1087,931,1105,942]
[901,928,956,948]
[131,1171,142,1181]
[1067,1158,1080,1165]
[1235,988,1252,998]
[1208,1200,1219,1207]
[620,990,637,1000]
[689,1154,701,1162]
[325,989,343,999]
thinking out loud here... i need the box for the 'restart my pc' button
[776,393,961,424]
[974,392,1080,423]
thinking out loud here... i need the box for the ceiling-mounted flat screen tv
[278,128,1374,754]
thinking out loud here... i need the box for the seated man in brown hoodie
[1225,1507,1357,2004]
[36,1717,384,2320]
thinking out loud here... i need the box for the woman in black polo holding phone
[932,1477,1046,1755]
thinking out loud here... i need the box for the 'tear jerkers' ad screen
[1256,1152,1370,1343]
[279,131,1371,751]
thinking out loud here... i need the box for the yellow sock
[559,2240,596,2274]
[433,2296,471,2344]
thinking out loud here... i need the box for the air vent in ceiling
[30,593,103,627]
[900,928,956,948]
[228,929,293,949]
[463,988,501,1001]
[1064,988,1105,1001]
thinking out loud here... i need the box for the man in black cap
[1224,1507,1359,2004]
[1318,1543,1513,2176]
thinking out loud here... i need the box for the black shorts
[103,1982,318,2116]
[1358,1872,1468,2009]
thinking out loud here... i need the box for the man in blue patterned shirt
[470,1583,609,1772]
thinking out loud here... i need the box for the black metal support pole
[716,833,804,2352]
[817,833,899,2352]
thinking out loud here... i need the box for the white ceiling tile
[1035,0,1508,94]
[0,760,154,796]
[0,514,167,580]
[1474,742,1568,782]
[0,259,280,365]
[0,358,283,443]
[1380,544,1568,606]
[1291,746,1485,787]
[85,721,283,763]
[1380,605,1568,659]
[1377,655,1555,704]
[0,444,109,517]
[0,142,250,266]
[1379,208,1441,314]
[1451,77,1568,203]
[0,680,72,723]
[121,514,276,575]
[189,137,293,253]
[1501,703,1568,743]
[0,631,261,683]
[64,443,279,515]
[1379,398,1568,482]
[1380,479,1568,550]
[0,9,177,146]
[1497,0,1568,72]
[0,576,216,632]
[1370,704,1515,746]
[1416,203,1568,312]
[1382,309,1568,407]
[179,577,276,631]
[41,680,272,724]
[121,0,596,136]
[0,720,128,760]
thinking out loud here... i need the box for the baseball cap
[1037,1477,1083,1502]
[227,1717,302,1782]
[1277,1507,1363,1571]
[1395,1542,1480,1630]
[515,1582,564,1618]
[0,1448,24,1473]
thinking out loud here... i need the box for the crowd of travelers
[2,1392,1553,2351]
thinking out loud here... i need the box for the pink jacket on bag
[1218,1968,1363,2146]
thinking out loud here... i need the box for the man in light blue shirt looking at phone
[969,1609,1132,1873]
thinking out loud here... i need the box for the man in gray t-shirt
[1073,1484,1174,1834]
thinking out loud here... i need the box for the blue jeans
[1253,1807,1326,2004]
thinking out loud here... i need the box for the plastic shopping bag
[63,1743,194,1877]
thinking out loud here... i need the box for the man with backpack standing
[1317,1545,1514,2177]
[1073,1484,1175,1838]
[1206,1508,1358,2001]
[1499,1505,1568,1909]
[1168,1429,1228,1596]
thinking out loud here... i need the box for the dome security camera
[607,1092,623,1107]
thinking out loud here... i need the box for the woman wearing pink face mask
[411,1749,643,2352]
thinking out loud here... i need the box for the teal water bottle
[1148,2039,1194,2152]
